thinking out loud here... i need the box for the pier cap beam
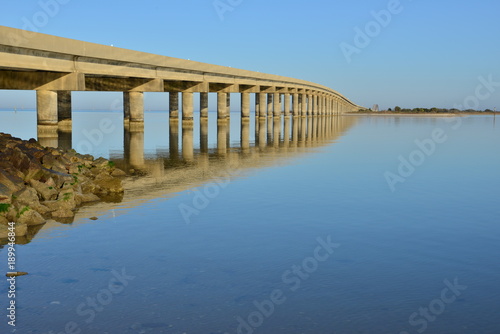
[0,71,85,91]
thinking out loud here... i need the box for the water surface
[0,111,499,334]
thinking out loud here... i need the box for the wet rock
[29,179,58,201]
[0,168,24,197]
[13,188,40,207]
[111,168,127,177]
[6,272,29,277]
[51,209,75,219]
[0,215,8,225]
[0,222,28,237]
[16,207,46,226]
[75,193,100,204]
[0,132,126,226]
[94,174,124,195]
[93,157,111,168]
[44,197,76,213]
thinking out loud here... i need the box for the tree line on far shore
[356,107,497,113]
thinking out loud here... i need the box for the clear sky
[1,0,499,110]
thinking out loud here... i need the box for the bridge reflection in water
[24,114,356,244]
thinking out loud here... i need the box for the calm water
[1,111,499,334]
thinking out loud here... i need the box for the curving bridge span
[0,25,361,133]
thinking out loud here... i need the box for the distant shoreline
[345,112,498,117]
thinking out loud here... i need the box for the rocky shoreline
[0,132,126,240]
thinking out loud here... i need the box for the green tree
[395,106,401,112]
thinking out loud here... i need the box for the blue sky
[1,0,499,110]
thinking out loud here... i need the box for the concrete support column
[127,91,144,131]
[37,90,58,125]
[314,95,319,115]
[57,91,72,124]
[226,93,231,118]
[284,93,290,117]
[267,94,273,117]
[273,93,281,117]
[217,92,227,119]
[241,92,250,119]
[200,92,209,118]
[169,92,179,119]
[255,93,260,117]
[301,94,307,117]
[129,92,144,122]
[292,93,299,116]
[123,92,131,122]
[307,94,315,115]
[259,92,267,118]
[182,92,193,121]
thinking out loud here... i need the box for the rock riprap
[0,132,125,238]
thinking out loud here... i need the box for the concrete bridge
[0,25,361,135]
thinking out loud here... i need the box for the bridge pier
[217,92,227,119]
[124,91,144,131]
[200,92,209,119]
[318,96,322,115]
[284,93,290,117]
[273,92,281,118]
[267,94,273,117]
[255,93,261,118]
[259,93,267,119]
[182,92,194,121]
[292,93,299,117]
[307,94,314,116]
[241,92,250,119]
[57,91,72,129]
[36,90,58,126]
[313,95,317,115]
[301,93,307,117]
[169,92,179,120]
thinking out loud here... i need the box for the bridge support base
[37,90,58,127]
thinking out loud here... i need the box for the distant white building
[372,104,379,112]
